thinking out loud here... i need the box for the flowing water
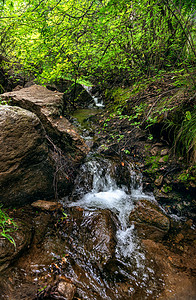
[68,155,154,261]
[82,85,105,108]
[60,155,164,299]
[1,152,194,299]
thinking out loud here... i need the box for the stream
[60,154,164,299]
[0,106,195,300]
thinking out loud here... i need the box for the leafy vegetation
[0,206,18,246]
[0,0,195,164]
[0,0,195,87]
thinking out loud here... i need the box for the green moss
[162,185,172,193]
[105,81,148,113]
[175,165,196,189]
[144,155,161,173]
[144,144,151,150]
[72,108,97,126]
[162,155,169,162]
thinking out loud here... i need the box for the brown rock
[1,85,89,159]
[84,210,117,266]
[142,239,196,300]
[175,233,184,243]
[129,199,170,241]
[57,280,76,300]
[0,220,32,271]
[0,105,55,206]
[12,85,23,91]
[31,200,62,211]
[64,208,117,267]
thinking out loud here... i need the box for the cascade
[82,85,105,108]
[60,155,163,299]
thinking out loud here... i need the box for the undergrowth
[172,108,196,163]
[0,206,18,247]
[103,70,196,163]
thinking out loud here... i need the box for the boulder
[83,210,117,267]
[64,208,117,268]
[129,199,170,241]
[47,78,94,109]
[1,85,89,160]
[0,105,56,206]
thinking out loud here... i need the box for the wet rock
[31,200,62,211]
[47,78,94,109]
[1,85,89,159]
[33,212,53,244]
[0,220,32,271]
[84,210,117,266]
[0,105,56,206]
[64,208,117,268]
[57,280,76,300]
[129,199,170,241]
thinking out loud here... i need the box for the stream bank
[90,73,196,221]
[0,76,196,299]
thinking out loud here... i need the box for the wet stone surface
[129,199,170,241]
[0,202,195,300]
[0,220,32,272]
[0,156,195,300]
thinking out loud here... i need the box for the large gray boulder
[1,85,89,160]
[0,105,56,206]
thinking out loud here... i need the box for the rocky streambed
[0,154,196,300]
[0,85,196,299]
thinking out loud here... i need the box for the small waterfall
[82,85,105,108]
[68,156,155,263]
[63,156,162,299]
